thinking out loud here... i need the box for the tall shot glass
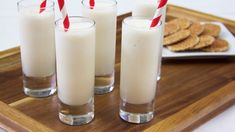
[119,17,163,123]
[132,0,167,81]
[81,0,117,94]
[55,17,95,125]
[17,0,56,97]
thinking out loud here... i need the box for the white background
[0,0,235,131]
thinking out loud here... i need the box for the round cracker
[167,35,199,52]
[163,30,190,46]
[202,38,229,52]
[189,22,204,36]
[191,35,215,50]
[201,23,221,37]
[168,18,192,29]
[164,22,180,37]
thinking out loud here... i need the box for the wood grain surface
[0,101,53,132]
[0,4,235,131]
[144,81,235,132]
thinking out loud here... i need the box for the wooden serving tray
[1,4,235,131]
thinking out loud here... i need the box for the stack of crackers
[163,18,229,52]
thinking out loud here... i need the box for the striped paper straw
[90,0,95,9]
[150,0,168,28]
[58,0,70,31]
[39,0,47,13]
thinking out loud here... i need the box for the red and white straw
[150,0,168,28]
[89,0,95,9]
[58,0,70,31]
[39,0,47,13]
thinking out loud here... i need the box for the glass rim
[17,0,55,10]
[55,16,96,32]
[123,16,162,30]
[81,0,117,9]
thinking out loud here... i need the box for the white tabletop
[1,0,235,131]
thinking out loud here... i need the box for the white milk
[82,2,117,76]
[132,0,167,24]
[19,8,55,77]
[132,0,167,80]
[120,18,162,104]
[56,21,95,106]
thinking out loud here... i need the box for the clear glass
[120,17,163,123]
[81,0,117,94]
[132,0,167,81]
[17,0,56,97]
[157,5,167,81]
[55,16,95,125]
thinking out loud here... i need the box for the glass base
[95,71,114,95]
[95,85,114,95]
[24,87,56,98]
[23,74,56,97]
[59,112,94,126]
[119,109,154,124]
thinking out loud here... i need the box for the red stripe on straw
[39,0,47,13]
[150,0,168,28]
[58,0,64,10]
[158,0,167,8]
[89,0,95,9]
[63,15,70,31]
[150,15,161,28]
[58,0,70,32]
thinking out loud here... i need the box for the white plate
[162,22,235,59]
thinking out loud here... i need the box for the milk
[120,18,162,104]
[133,0,166,20]
[56,21,95,106]
[82,2,117,76]
[132,0,167,80]
[19,8,55,77]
